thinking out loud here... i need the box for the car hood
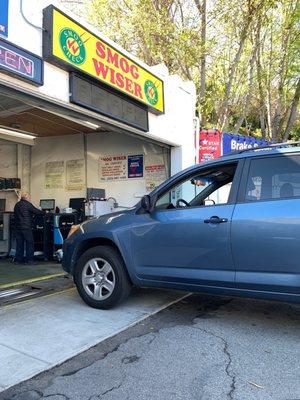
[80,208,136,233]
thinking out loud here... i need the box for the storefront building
[0,0,195,290]
[0,0,196,212]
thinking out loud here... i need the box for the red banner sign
[198,129,222,163]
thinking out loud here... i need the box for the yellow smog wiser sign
[43,7,164,114]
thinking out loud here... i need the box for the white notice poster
[99,154,127,181]
[66,159,85,190]
[145,154,167,192]
[45,161,64,189]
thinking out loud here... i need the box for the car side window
[155,163,237,211]
[245,155,300,202]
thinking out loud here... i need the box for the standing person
[14,193,44,265]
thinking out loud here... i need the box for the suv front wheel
[74,245,132,309]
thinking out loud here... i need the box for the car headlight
[67,224,83,238]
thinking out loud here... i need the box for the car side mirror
[141,195,151,212]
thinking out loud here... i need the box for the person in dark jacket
[14,192,44,265]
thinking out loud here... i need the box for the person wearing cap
[13,193,44,265]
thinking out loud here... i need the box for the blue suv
[63,143,300,309]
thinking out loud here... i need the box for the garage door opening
[0,90,97,302]
[0,89,171,303]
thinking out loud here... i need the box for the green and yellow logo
[59,28,86,65]
[144,80,159,106]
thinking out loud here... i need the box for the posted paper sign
[45,161,64,189]
[66,159,85,190]
[99,154,127,181]
[128,154,143,178]
[145,154,167,192]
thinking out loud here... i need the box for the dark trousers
[15,229,34,263]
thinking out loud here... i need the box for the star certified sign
[43,6,165,114]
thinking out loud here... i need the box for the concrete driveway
[0,287,187,392]
[2,294,300,400]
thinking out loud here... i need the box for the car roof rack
[223,141,300,157]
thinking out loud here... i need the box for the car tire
[74,245,132,309]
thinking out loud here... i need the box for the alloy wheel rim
[82,258,115,300]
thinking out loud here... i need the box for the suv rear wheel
[74,245,131,309]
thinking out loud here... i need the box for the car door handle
[204,216,228,224]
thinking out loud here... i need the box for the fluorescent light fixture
[0,127,36,146]
[83,121,100,130]
[32,108,100,131]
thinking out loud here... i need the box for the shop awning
[0,80,178,148]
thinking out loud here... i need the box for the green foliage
[76,0,300,140]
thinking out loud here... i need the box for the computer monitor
[40,199,55,211]
[69,198,85,212]
[0,199,6,212]
[87,188,105,200]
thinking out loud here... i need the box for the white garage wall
[0,140,31,211]
[148,68,196,174]
[17,144,31,195]
[31,134,86,210]
[30,131,169,210]
[0,140,17,177]
[0,140,17,211]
